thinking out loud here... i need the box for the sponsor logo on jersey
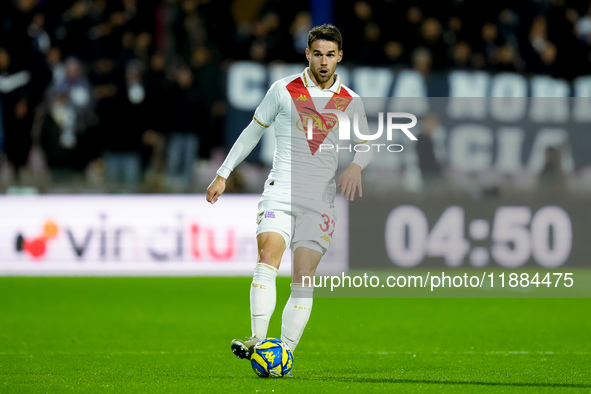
[264,211,276,219]
[286,77,353,155]
[295,113,339,134]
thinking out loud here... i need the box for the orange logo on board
[16,221,59,259]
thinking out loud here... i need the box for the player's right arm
[206,174,226,204]
[206,81,282,204]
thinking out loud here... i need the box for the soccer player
[206,24,372,372]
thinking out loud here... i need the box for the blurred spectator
[0,47,34,176]
[539,146,566,190]
[116,32,138,72]
[165,65,205,192]
[538,42,558,75]
[498,8,521,51]
[175,0,207,59]
[1,0,39,65]
[383,40,405,67]
[189,45,224,159]
[547,0,588,78]
[28,14,51,55]
[45,57,94,151]
[495,44,524,72]
[443,16,463,47]
[418,18,447,70]
[0,89,5,180]
[39,90,82,170]
[417,113,443,185]
[290,11,313,55]
[1,0,590,194]
[56,1,95,61]
[242,11,290,63]
[358,21,384,64]
[100,63,147,192]
[133,32,153,65]
[46,47,65,84]
[474,22,503,69]
[412,47,432,75]
[448,41,472,70]
[522,15,557,75]
[39,55,93,175]
[0,94,4,153]
[575,3,591,45]
[87,0,116,57]
[400,6,424,63]
[143,51,172,179]
[352,2,378,63]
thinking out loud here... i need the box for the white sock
[281,283,314,353]
[250,263,278,339]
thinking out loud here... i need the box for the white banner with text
[0,195,348,276]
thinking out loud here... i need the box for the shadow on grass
[299,377,590,389]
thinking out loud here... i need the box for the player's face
[305,40,342,88]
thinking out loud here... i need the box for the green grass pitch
[1,277,589,393]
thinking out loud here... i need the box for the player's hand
[206,175,226,204]
[338,163,362,201]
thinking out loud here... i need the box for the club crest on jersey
[264,211,275,219]
[332,97,351,111]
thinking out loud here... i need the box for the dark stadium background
[1,0,591,193]
[1,1,590,392]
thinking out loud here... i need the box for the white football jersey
[219,68,370,205]
[256,69,369,203]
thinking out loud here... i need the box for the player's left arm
[338,97,373,201]
[338,162,363,201]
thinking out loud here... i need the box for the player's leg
[231,205,291,360]
[231,231,286,359]
[250,231,286,339]
[281,245,322,353]
[281,204,335,354]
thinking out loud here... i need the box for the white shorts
[255,199,337,255]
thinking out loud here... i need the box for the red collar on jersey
[286,76,352,155]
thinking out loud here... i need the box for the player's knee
[258,247,281,267]
[292,267,316,283]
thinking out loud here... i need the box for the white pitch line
[0,350,590,356]
[308,351,591,356]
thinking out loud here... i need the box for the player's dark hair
[307,24,342,51]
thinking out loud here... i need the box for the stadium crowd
[0,0,590,193]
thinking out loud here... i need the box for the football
[250,338,293,378]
